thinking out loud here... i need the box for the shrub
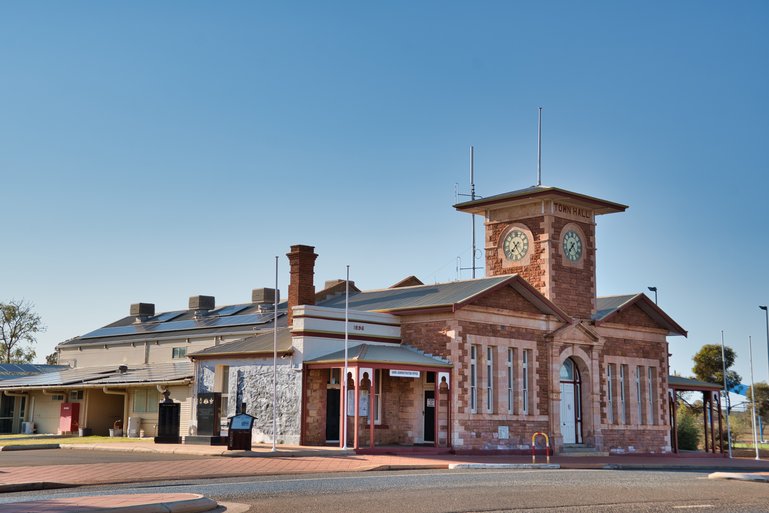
[677,406,701,450]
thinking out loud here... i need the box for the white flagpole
[342,265,350,450]
[720,330,732,458]
[749,336,760,460]
[272,255,278,452]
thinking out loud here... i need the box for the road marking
[673,506,714,509]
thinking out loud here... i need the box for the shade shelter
[668,375,724,455]
[303,344,452,450]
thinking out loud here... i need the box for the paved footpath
[2,442,769,512]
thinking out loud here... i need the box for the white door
[560,382,576,443]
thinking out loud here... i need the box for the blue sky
[2,1,768,384]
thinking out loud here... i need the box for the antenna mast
[456,146,482,279]
[470,146,477,278]
[537,107,543,186]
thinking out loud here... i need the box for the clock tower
[455,186,627,319]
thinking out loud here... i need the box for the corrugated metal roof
[307,344,451,368]
[0,362,193,389]
[189,328,293,357]
[59,309,288,347]
[593,294,638,321]
[317,276,512,312]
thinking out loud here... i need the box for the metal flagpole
[537,107,542,186]
[272,256,278,452]
[749,336,760,460]
[342,265,350,450]
[721,330,732,458]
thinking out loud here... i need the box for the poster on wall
[346,390,369,417]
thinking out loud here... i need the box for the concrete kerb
[708,472,769,483]
[449,463,560,470]
[0,444,60,451]
[0,494,218,513]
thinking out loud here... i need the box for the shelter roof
[0,362,193,390]
[317,274,571,321]
[306,343,451,368]
[593,293,687,337]
[453,185,628,215]
[668,375,723,391]
[189,328,293,358]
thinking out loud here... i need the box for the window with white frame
[132,388,159,413]
[647,367,656,424]
[486,347,494,413]
[172,346,187,359]
[470,345,478,413]
[507,348,514,414]
[607,364,614,424]
[619,365,626,424]
[635,366,642,423]
[522,349,529,415]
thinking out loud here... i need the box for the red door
[59,402,80,433]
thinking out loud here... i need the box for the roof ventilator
[189,295,215,319]
[130,303,155,323]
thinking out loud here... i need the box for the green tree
[0,299,45,363]
[45,351,58,365]
[748,382,769,420]
[692,344,742,391]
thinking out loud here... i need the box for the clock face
[563,230,583,261]
[503,230,529,261]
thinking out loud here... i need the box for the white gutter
[1,379,191,392]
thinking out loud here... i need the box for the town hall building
[0,184,687,455]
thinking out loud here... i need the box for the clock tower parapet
[455,186,627,320]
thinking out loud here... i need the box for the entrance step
[559,444,609,457]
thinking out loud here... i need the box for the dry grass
[0,434,153,446]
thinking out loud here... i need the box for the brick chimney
[287,244,318,326]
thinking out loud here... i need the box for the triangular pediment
[460,275,572,322]
[548,321,601,344]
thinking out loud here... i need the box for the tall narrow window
[470,345,478,413]
[647,367,656,425]
[486,347,494,413]
[375,369,383,425]
[635,366,642,424]
[507,348,514,414]
[607,364,614,424]
[522,350,529,415]
[619,365,626,424]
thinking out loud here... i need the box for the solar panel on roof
[149,311,185,323]
[213,305,249,317]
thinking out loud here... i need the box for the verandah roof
[306,344,451,369]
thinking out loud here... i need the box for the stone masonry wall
[549,217,595,319]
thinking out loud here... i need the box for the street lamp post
[647,286,658,304]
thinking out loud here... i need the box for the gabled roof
[594,294,687,337]
[0,362,193,390]
[454,185,628,215]
[189,327,293,358]
[306,343,451,368]
[316,275,571,321]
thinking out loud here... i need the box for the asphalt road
[0,448,212,466]
[3,468,769,512]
